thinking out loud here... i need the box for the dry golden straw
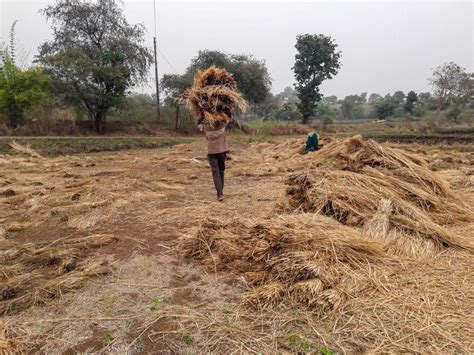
[9,141,43,158]
[180,214,389,311]
[185,66,247,123]
[0,234,116,315]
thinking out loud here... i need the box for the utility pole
[153,0,160,122]
[154,36,160,122]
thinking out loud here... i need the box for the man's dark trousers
[208,152,226,197]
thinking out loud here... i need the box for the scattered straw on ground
[1,137,473,353]
[9,141,43,158]
[0,234,116,315]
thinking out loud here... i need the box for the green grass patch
[0,137,193,157]
[181,331,192,344]
[286,332,312,352]
[149,297,163,311]
[101,331,113,342]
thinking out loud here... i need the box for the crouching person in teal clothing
[305,130,320,152]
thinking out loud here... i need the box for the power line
[157,48,178,74]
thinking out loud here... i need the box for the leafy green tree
[275,86,300,105]
[37,0,152,132]
[429,62,472,111]
[340,95,358,119]
[412,106,426,117]
[186,50,271,108]
[188,50,229,72]
[352,104,364,119]
[417,92,437,111]
[293,34,341,124]
[126,93,155,108]
[322,95,338,104]
[161,74,192,106]
[160,74,193,130]
[162,50,271,112]
[391,91,406,116]
[338,93,368,119]
[254,93,281,119]
[341,95,363,120]
[418,92,431,105]
[274,102,302,121]
[0,55,51,128]
[393,91,405,106]
[315,102,336,118]
[404,90,418,114]
[252,87,299,120]
[375,96,397,119]
[368,93,382,104]
[229,54,271,107]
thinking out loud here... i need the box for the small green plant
[102,331,113,341]
[287,332,312,352]
[150,297,163,311]
[222,308,232,314]
[319,348,333,355]
[181,330,192,344]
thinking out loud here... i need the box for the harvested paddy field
[1,136,473,353]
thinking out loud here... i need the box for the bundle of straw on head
[185,66,247,123]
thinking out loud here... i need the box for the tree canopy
[161,50,271,109]
[429,62,472,111]
[37,0,152,132]
[404,90,418,114]
[1,41,51,128]
[293,34,341,123]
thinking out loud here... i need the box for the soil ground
[1,136,473,353]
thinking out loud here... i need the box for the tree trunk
[174,104,180,131]
[94,113,103,133]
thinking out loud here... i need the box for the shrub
[413,106,426,117]
[0,57,51,128]
[446,105,462,123]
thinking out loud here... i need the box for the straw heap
[282,136,473,256]
[180,214,389,311]
[182,135,473,312]
[185,66,247,123]
[0,234,116,315]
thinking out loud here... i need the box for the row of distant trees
[255,61,473,124]
[0,0,272,133]
[0,0,152,132]
[0,0,472,133]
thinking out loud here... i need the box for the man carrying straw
[185,66,247,201]
[197,118,229,201]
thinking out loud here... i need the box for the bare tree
[429,62,472,113]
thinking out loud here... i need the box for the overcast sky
[1,0,472,98]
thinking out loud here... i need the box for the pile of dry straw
[284,136,473,256]
[0,234,116,315]
[181,135,473,312]
[185,66,247,123]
